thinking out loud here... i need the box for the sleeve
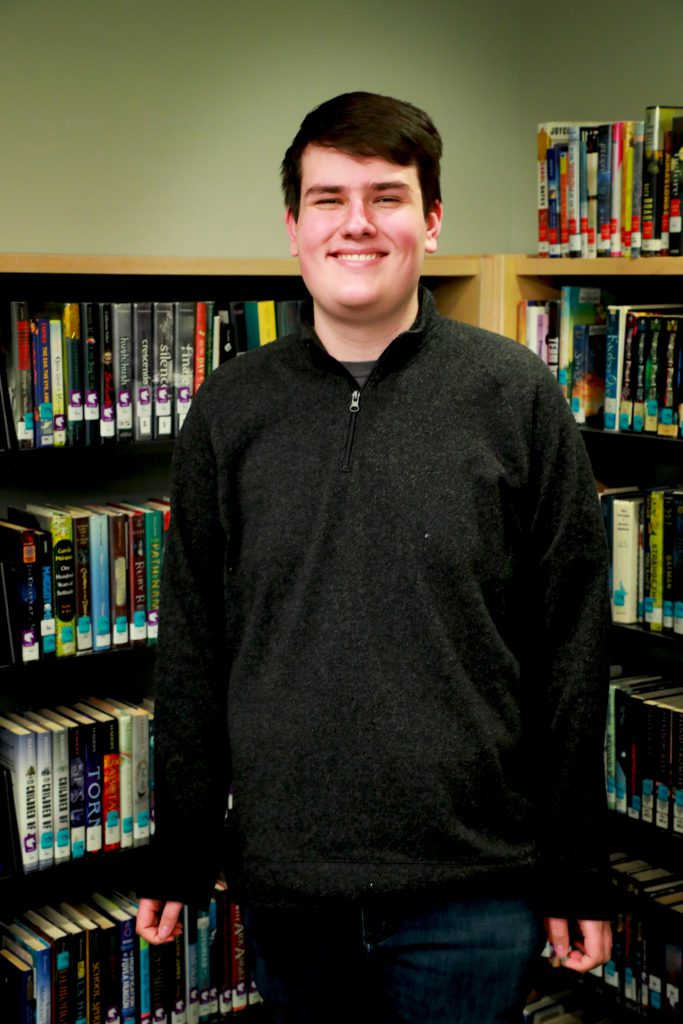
[521,371,612,921]
[138,398,232,908]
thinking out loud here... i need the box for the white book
[36,707,86,859]
[21,710,70,862]
[0,716,38,872]
[7,713,54,869]
[612,497,643,624]
[104,697,150,846]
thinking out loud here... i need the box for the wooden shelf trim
[515,255,683,277]
[0,253,480,278]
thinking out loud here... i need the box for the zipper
[341,389,361,472]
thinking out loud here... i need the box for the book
[631,120,646,259]
[21,709,70,862]
[84,504,129,648]
[60,302,85,446]
[0,716,38,872]
[669,116,683,257]
[132,301,153,442]
[0,763,22,881]
[612,497,643,624]
[86,696,134,849]
[102,696,150,846]
[24,504,76,657]
[570,323,606,426]
[58,902,102,1024]
[0,948,34,1024]
[21,909,73,1024]
[558,285,607,402]
[75,902,120,1024]
[112,501,163,645]
[56,505,93,654]
[39,905,87,1024]
[54,704,104,855]
[642,105,683,255]
[257,299,278,345]
[610,120,624,257]
[153,302,175,439]
[108,503,147,645]
[1,921,50,1024]
[98,302,116,443]
[80,301,101,445]
[48,317,66,447]
[645,488,666,633]
[35,706,86,859]
[6,301,34,447]
[192,301,208,395]
[30,317,53,447]
[73,699,120,852]
[597,123,612,256]
[6,713,54,869]
[91,892,137,1024]
[111,302,134,443]
[0,520,42,664]
[175,300,195,435]
[4,509,56,659]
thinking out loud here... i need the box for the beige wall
[3,0,683,258]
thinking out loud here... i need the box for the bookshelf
[0,252,488,1023]
[499,254,683,1022]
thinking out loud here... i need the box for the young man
[137,92,612,1022]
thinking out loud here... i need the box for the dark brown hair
[281,91,442,220]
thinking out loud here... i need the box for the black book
[0,763,22,881]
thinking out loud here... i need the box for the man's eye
[376,196,400,204]
[316,198,342,206]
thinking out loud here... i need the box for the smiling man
[137,92,612,1023]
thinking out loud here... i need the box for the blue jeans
[244,894,546,1023]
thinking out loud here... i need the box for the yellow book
[257,300,277,345]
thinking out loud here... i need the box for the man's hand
[136,898,184,945]
[544,917,612,974]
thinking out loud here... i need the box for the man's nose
[342,199,376,236]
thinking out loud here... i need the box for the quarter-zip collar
[294,285,440,381]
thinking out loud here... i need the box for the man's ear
[424,200,443,254]
[285,208,298,257]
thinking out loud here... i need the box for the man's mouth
[331,252,386,262]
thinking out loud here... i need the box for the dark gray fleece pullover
[146,288,612,919]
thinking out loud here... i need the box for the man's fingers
[544,916,571,963]
[136,898,184,944]
[157,900,184,941]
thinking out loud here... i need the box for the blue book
[1,922,51,1024]
[30,317,53,447]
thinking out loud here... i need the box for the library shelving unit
[497,254,683,1023]
[0,251,487,1013]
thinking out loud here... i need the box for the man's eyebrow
[303,181,413,198]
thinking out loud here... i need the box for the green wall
[2,0,682,258]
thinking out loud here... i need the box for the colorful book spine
[62,302,84,446]
[645,489,665,633]
[621,121,635,258]
[99,303,116,443]
[49,318,66,446]
[80,302,101,445]
[174,301,195,434]
[0,521,42,664]
[631,120,645,259]
[30,317,53,447]
[26,506,76,657]
[153,303,175,439]
[8,301,34,447]
[193,302,207,394]
[659,318,681,437]
[87,509,111,652]
[610,121,624,257]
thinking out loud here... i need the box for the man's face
[285,145,442,335]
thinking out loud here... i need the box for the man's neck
[312,296,419,362]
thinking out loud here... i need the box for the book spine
[558,146,569,256]
[567,125,582,257]
[117,713,134,849]
[230,903,248,1012]
[101,718,121,852]
[80,302,101,446]
[89,513,111,652]
[174,302,195,435]
[632,317,651,433]
[132,302,153,442]
[612,498,642,624]
[66,721,86,859]
[112,303,134,443]
[645,490,665,634]
[35,729,54,868]
[604,307,622,431]
[597,124,612,256]
[664,490,675,632]
[537,124,549,256]
[645,318,663,434]
[99,304,116,443]
[0,728,38,872]
[8,301,34,447]
[72,515,93,654]
[631,120,645,258]
[51,727,71,862]
[672,706,683,834]
[127,513,147,646]
[570,324,588,424]
[144,507,163,645]
[196,909,211,1022]
[621,121,634,258]
[131,710,150,846]
[31,318,53,447]
[257,300,278,345]
[109,515,129,647]
[62,303,84,446]
[49,319,66,447]
[35,531,56,658]
[619,312,639,431]
[661,129,673,255]
[642,107,663,255]
[51,512,76,658]
[82,718,103,854]
[193,302,207,393]
[610,121,624,257]
[658,318,680,437]
[0,527,41,663]
[153,303,175,438]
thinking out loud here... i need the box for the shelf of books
[0,252,487,1023]
[504,253,683,1021]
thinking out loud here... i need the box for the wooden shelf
[515,255,683,277]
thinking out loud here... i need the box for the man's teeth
[336,253,380,260]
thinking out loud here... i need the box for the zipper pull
[350,390,360,413]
